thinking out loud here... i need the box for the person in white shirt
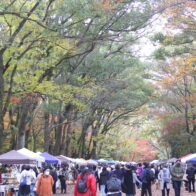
[29,167,36,196]
[19,165,35,196]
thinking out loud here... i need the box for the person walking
[100,167,110,196]
[36,168,54,196]
[121,164,135,196]
[74,167,96,196]
[29,167,36,196]
[19,165,34,196]
[59,167,68,194]
[186,163,196,192]
[141,162,154,196]
[170,160,184,196]
[158,165,171,196]
[136,163,143,190]
[50,167,58,194]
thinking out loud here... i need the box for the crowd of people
[73,160,196,196]
[1,160,195,196]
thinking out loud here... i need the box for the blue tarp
[186,157,196,164]
[40,152,59,164]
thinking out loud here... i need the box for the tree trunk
[62,104,75,156]
[183,77,190,134]
[53,113,63,155]
[59,123,67,155]
[79,122,90,158]
[44,112,50,152]
[33,134,37,152]
[64,123,72,156]
[89,128,98,159]
[16,102,29,149]
[0,50,5,153]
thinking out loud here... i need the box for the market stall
[0,150,36,196]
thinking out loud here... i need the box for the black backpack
[107,177,121,192]
[146,169,155,182]
[77,174,89,193]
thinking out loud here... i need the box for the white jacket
[158,168,171,190]
[20,169,36,185]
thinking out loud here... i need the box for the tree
[151,0,196,157]
[0,0,154,152]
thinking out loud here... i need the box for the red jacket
[74,173,96,196]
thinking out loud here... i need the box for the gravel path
[55,184,195,196]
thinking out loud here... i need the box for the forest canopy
[0,0,195,161]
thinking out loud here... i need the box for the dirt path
[55,184,195,196]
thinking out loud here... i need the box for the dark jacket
[100,170,110,185]
[141,168,152,184]
[186,166,196,180]
[50,170,58,182]
[122,170,135,194]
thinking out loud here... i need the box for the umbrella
[97,159,107,163]
[167,158,177,163]
[87,160,98,165]
[107,160,116,164]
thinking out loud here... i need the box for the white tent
[181,153,196,163]
[18,148,45,166]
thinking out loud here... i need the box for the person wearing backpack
[106,174,122,196]
[110,164,124,181]
[158,165,171,196]
[74,167,96,196]
[186,163,196,192]
[141,162,154,196]
[19,165,35,196]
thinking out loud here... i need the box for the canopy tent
[56,155,71,163]
[181,153,196,163]
[179,153,192,161]
[186,157,196,164]
[40,152,60,164]
[18,148,45,163]
[0,150,36,164]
